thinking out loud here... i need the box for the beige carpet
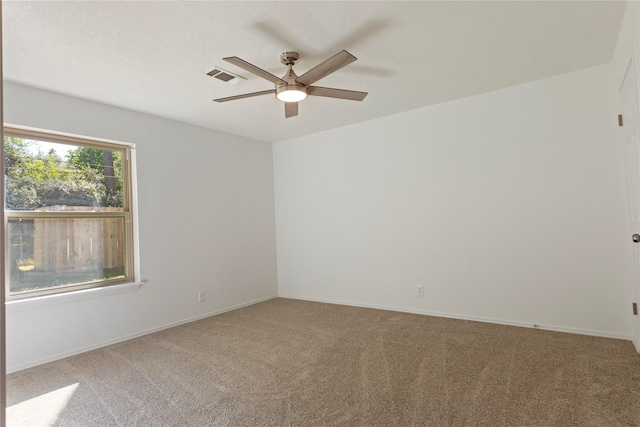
[6,298,640,426]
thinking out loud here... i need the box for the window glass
[4,137,124,211]
[8,217,126,296]
[4,129,134,299]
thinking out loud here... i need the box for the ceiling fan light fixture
[214,50,367,118]
[276,85,307,102]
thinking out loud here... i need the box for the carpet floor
[6,298,640,426]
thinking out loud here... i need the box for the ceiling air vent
[206,66,246,85]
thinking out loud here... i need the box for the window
[4,126,135,300]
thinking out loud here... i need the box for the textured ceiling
[2,1,627,143]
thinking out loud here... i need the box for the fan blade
[223,57,286,85]
[296,50,357,86]
[307,86,368,101]
[213,89,275,103]
[285,102,298,118]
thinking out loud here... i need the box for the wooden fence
[33,207,125,272]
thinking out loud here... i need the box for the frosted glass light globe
[276,87,308,102]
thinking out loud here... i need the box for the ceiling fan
[213,50,368,118]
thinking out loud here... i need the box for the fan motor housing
[275,66,307,101]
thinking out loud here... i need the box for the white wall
[4,82,278,372]
[274,63,631,339]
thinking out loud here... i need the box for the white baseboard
[278,294,633,341]
[7,294,278,374]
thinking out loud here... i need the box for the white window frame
[4,125,138,301]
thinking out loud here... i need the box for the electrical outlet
[417,285,424,297]
[198,291,206,303]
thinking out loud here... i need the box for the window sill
[5,282,143,313]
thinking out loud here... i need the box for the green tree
[4,136,32,176]
[67,146,123,207]
[4,137,104,210]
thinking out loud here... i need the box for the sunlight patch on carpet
[7,383,79,427]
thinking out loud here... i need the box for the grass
[10,267,125,294]
[17,258,34,271]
